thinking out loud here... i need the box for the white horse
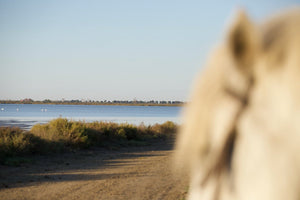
[175,7,300,200]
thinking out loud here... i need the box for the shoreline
[0,119,40,130]
[0,117,180,131]
[0,101,184,107]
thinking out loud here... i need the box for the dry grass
[0,118,177,165]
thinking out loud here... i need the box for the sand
[0,140,188,200]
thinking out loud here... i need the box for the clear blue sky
[0,0,298,101]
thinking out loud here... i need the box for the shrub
[31,118,90,148]
[0,127,49,163]
[120,124,139,140]
[0,119,178,164]
[147,121,177,139]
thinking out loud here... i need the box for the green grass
[0,118,178,165]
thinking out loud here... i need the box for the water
[0,104,182,130]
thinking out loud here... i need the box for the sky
[0,0,298,101]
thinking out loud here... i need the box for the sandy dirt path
[0,141,188,200]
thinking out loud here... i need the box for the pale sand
[0,141,188,200]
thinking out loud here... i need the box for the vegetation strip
[0,118,177,165]
[0,99,184,107]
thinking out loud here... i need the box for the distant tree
[43,99,51,103]
[21,98,34,104]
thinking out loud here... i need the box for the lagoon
[0,104,182,129]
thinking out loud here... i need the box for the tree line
[0,99,184,106]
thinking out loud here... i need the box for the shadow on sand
[0,139,175,189]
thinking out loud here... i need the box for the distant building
[20,98,34,103]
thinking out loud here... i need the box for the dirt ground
[0,140,189,200]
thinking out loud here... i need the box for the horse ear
[227,10,260,72]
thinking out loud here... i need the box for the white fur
[175,7,300,200]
